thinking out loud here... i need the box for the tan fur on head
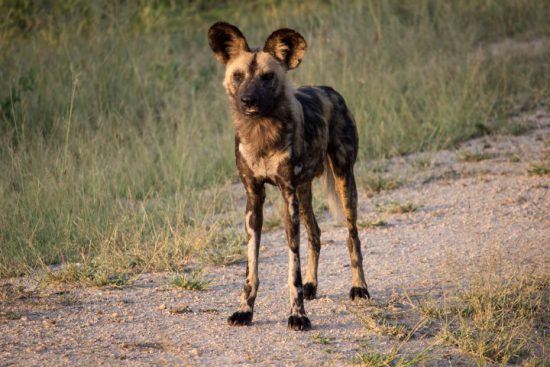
[222,51,287,98]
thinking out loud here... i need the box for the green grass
[459,151,499,162]
[359,217,388,229]
[360,172,402,196]
[1,0,549,277]
[170,270,210,291]
[311,333,333,345]
[375,201,419,214]
[352,351,426,367]
[41,263,130,288]
[527,163,550,176]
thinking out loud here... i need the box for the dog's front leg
[281,185,311,331]
[228,182,265,326]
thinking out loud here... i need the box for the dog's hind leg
[228,182,265,326]
[297,183,321,300]
[333,167,370,300]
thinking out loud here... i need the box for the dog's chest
[238,143,291,180]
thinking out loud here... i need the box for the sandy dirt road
[1,111,548,366]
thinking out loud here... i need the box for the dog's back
[295,86,359,169]
[294,86,359,219]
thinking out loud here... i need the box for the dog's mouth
[240,103,274,118]
[242,107,261,117]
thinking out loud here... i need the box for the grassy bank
[352,271,548,366]
[1,0,549,277]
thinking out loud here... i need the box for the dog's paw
[228,311,253,326]
[349,286,370,300]
[287,315,312,331]
[303,282,317,300]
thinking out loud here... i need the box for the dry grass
[352,299,414,341]
[459,151,499,162]
[352,267,548,366]
[412,157,432,170]
[262,214,283,231]
[1,0,549,277]
[360,172,402,197]
[423,274,548,365]
[0,284,33,304]
[352,295,431,366]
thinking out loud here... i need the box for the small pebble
[42,319,56,327]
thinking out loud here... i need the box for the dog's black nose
[241,95,257,108]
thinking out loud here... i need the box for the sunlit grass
[420,274,549,365]
[41,263,130,288]
[170,269,211,291]
[1,0,549,277]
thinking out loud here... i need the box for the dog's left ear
[263,28,307,70]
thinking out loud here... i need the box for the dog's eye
[233,72,244,83]
[261,72,275,82]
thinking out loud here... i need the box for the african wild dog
[208,22,370,331]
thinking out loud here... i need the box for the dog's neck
[234,87,303,159]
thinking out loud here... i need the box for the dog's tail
[322,156,344,222]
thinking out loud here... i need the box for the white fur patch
[239,143,290,179]
[288,195,297,217]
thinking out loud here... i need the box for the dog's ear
[208,22,250,65]
[263,28,307,70]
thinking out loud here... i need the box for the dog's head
[208,22,307,117]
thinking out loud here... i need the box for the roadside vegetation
[1,0,548,278]
[170,269,211,291]
[352,270,549,366]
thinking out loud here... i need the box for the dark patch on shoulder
[296,87,324,113]
[295,87,326,141]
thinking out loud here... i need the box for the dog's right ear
[208,22,250,65]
